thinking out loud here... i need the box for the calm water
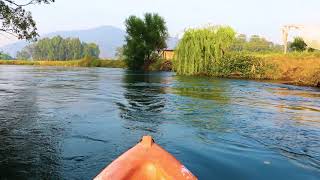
[0,65,319,180]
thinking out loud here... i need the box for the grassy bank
[1,54,319,87]
[207,52,320,87]
[173,51,320,87]
[262,53,320,87]
[0,58,126,68]
[211,53,320,87]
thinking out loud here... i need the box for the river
[0,65,319,179]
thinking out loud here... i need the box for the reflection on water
[0,66,319,180]
[116,71,166,133]
[170,76,230,103]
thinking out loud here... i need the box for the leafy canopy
[17,36,100,60]
[289,37,307,52]
[173,26,236,75]
[231,34,283,52]
[0,51,13,59]
[0,0,54,40]
[123,13,168,70]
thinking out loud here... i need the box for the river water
[0,65,319,180]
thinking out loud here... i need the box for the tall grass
[262,54,320,87]
[0,58,126,68]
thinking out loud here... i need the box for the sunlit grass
[262,53,320,87]
[0,58,126,68]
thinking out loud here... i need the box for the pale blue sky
[1,0,319,45]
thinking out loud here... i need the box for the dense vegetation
[123,13,168,71]
[289,37,307,52]
[173,26,320,87]
[231,34,283,52]
[0,52,13,60]
[0,0,55,40]
[173,26,236,75]
[0,58,126,68]
[16,36,100,60]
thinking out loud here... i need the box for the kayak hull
[94,136,197,180]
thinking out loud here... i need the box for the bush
[215,52,273,78]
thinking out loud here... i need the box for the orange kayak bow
[94,136,197,180]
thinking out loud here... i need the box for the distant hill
[0,26,179,58]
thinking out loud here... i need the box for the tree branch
[3,0,54,7]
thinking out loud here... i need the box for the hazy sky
[1,0,319,46]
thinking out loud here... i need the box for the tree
[0,0,55,40]
[173,26,236,75]
[230,34,282,52]
[246,35,273,52]
[16,47,32,60]
[0,51,13,59]
[231,34,247,51]
[123,13,168,71]
[289,37,307,52]
[83,43,100,58]
[18,36,100,60]
[115,47,124,60]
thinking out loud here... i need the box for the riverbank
[261,53,320,87]
[0,54,319,87]
[0,58,126,68]
[173,52,320,87]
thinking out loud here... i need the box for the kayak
[94,136,197,180]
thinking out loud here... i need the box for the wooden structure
[161,49,174,60]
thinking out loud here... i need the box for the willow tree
[173,26,236,75]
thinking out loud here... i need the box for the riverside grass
[173,26,320,87]
[174,51,320,87]
[262,53,320,87]
[0,58,126,68]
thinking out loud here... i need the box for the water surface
[0,66,319,179]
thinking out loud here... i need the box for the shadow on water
[171,76,230,103]
[0,76,63,179]
[115,71,167,134]
[168,76,232,134]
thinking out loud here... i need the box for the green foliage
[82,43,100,58]
[0,0,54,40]
[115,47,125,60]
[289,37,307,52]
[123,13,168,71]
[17,36,100,60]
[231,34,283,52]
[218,52,273,78]
[0,51,13,60]
[0,59,126,68]
[173,26,236,75]
[16,47,31,60]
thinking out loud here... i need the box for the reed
[262,54,320,87]
[0,58,126,68]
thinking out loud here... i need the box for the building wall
[162,50,174,60]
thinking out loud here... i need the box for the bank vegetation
[0,58,126,68]
[173,26,320,87]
